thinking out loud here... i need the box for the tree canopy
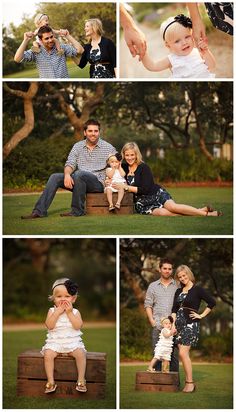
[120,238,233,310]
[3,238,116,321]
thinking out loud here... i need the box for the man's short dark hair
[83,119,101,131]
[38,25,53,40]
[159,258,173,268]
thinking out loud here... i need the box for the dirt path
[120,23,233,79]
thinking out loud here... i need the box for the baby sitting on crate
[147,315,175,373]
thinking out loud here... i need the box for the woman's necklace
[183,282,193,293]
[128,165,137,176]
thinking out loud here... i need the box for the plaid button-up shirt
[65,138,116,184]
[144,278,178,329]
[22,43,78,78]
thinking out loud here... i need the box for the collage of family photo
[2,1,234,411]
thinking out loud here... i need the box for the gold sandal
[76,380,87,393]
[45,382,57,393]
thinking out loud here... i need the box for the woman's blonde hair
[174,265,195,284]
[121,142,143,165]
[85,18,104,38]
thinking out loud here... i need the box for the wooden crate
[135,371,179,392]
[17,350,106,399]
[86,192,133,215]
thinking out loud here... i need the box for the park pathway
[120,23,233,79]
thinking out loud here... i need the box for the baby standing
[147,316,175,373]
[141,14,216,78]
[105,153,126,211]
[41,278,87,394]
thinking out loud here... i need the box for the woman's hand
[189,311,202,320]
[112,182,125,190]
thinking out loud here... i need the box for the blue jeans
[33,171,104,216]
[152,328,179,372]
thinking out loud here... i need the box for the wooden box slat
[136,371,179,385]
[17,350,106,398]
[17,379,106,399]
[86,193,133,215]
[135,371,179,393]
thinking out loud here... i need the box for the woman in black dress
[111,142,222,216]
[78,18,116,78]
[172,265,216,392]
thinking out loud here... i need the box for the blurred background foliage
[3,81,233,190]
[3,238,116,322]
[3,2,116,75]
[120,238,233,361]
[130,2,213,32]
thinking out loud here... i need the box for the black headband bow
[163,14,192,40]
[52,279,79,296]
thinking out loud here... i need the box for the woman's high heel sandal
[182,381,196,393]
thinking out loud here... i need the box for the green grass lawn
[120,363,233,409]
[4,60,90,78]
[3,327,116,409]
[3,187,233,235]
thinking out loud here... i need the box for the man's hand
[64,174,74,189]
[24,32,34,41]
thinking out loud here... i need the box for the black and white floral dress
[175,292,200,347]
[205,2,233,35]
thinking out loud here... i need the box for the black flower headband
[52,279,79,296]
[163,14,192,40]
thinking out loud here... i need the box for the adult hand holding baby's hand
[197,38,208,52]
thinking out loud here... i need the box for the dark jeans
[33,171,104,216]
[152,328,179,372]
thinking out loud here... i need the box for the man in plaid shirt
[14,25,83,78]
[21,119,116,218]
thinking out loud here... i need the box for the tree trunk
[3,83,39,159]
[25,239,52,273]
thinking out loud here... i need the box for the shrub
[200,331,233,360]
[120,308,151,360]
[148,149,232,182]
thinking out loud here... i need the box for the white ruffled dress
[104,169,126,193]
[154,328,173,361]
[41,307,86,354]
[168,48,215,78]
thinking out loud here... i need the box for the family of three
[21,119,222,220]
[145,258,216,392]
[14,13,116,79]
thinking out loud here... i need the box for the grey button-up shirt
[144,278,178,329]
[64,138,116,184]
[22,43,78,78]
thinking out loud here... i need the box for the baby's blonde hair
[34,13,49,27]
[160,17,192,44]
[85,18,104,37]
[48,277,70,301]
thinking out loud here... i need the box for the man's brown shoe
[60,211,77,217]
[21,212,42,220]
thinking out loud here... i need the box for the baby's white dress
[167,48,215,78]
[154,328,173,361]
[104,169,126,193]
[41,307,86,354]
